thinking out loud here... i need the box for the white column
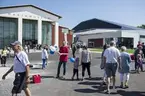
[38,19,42,44]
[55,22,59,47]
[18,17,22,44]
[64,33,67,43]
[103,38,105,45]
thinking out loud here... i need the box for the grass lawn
[89,48,135,54]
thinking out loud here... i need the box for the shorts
[105,63,117,77]
[12,72,27,94]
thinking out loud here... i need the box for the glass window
[22,19,38,47]
[42,21,52,46]
[0,17,18,49]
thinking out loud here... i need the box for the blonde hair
[121,46,127,51]
[18,45,23,51]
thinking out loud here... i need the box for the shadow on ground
[117,90,145,96]
[74,88,97,93]
[58,78,81,81]
[85,77,102,81]
[78,81,101,85]
[41,76,54,79]
[130,70,137,74]
[75,81,123,95]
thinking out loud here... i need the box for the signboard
[62,28,69,34]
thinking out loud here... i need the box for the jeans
[57,61,67,77]
[42,59,46,69]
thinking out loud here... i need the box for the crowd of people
[1,40,145,95]
[0,44,43,67]
[70,40,145,94]
[100,41,145,94]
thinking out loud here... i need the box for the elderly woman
[119,46,132,89]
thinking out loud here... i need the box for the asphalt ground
[0,52,145,96]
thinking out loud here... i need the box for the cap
[11,41,21,46]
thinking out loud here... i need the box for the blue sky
[0,0,145,29]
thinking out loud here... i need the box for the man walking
[103,41,121,94]
[2,41,31,96]
[56,41,69,79]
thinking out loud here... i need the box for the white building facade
[74,29,142,48]
[73,18,145,48]
[0,5,61,48]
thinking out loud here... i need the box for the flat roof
[0,5,62,18]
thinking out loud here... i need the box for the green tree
[137,24,145,29]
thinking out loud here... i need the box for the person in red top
[56,41,69,79]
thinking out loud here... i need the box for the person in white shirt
[71,45,82,80]
[103,41,121,94]
[2,41,31,96]
[42,46,48,69]
[24,45,28,53]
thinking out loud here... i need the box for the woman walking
[81,45,92,80]
[119,46,131,88]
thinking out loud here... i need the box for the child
[136,54,144,73]
[71,45,82,80]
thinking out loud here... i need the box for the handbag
[32,74,41,83]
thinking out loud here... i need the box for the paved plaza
[0,52,145,96]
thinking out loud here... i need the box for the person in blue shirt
[119,46,131,88]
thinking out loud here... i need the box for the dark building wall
[88,38,103,48]
[73,18,121,33]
